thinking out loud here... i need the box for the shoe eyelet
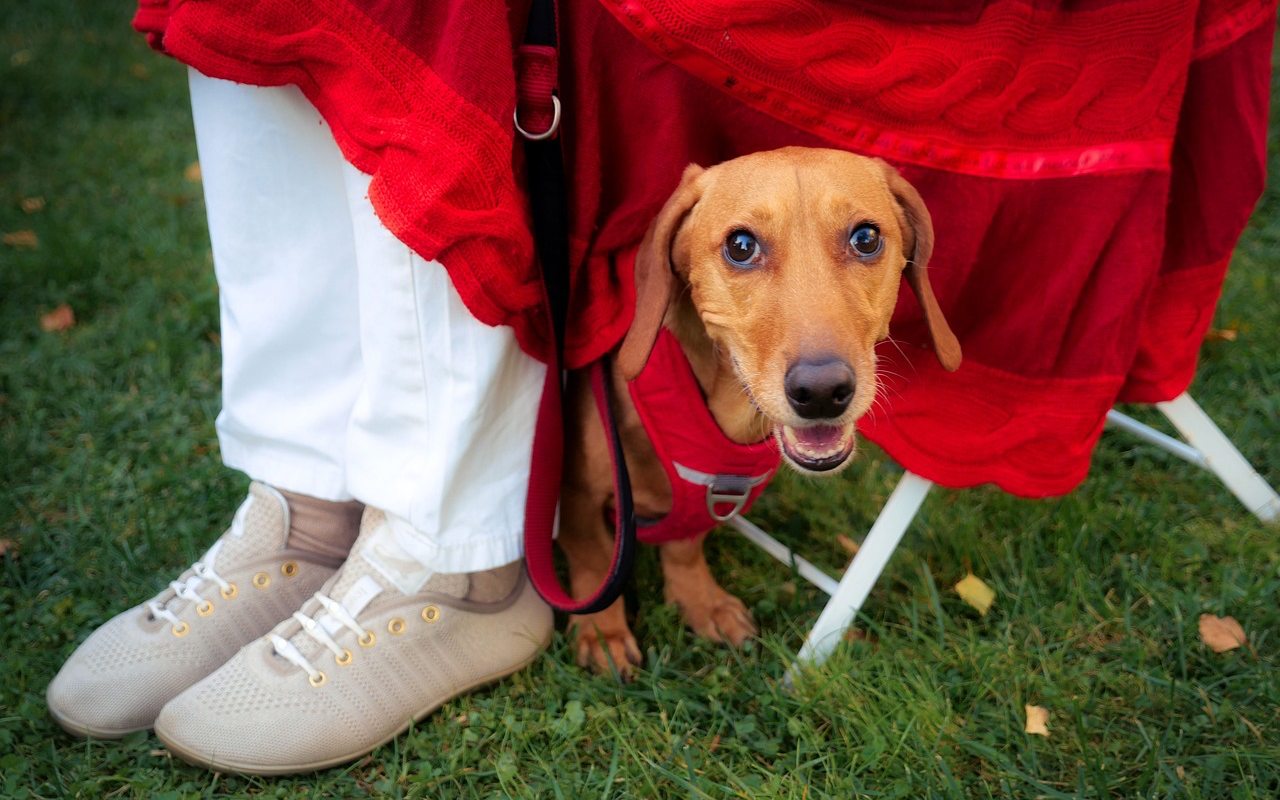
[308,671,327,688]
[281,561,299,578]
[252,572,270,589]
[335,648,353,667]
[388,618,406,635]
[171,622,190,637]
[221,583,238,600]
[358,631,376,648]
[196,600,214,617]
[420,605,441,624]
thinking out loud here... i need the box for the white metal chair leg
[1157,393,1279,523]
[786,471,932,679]
[729,515,840,596]
[1108,393,1278,523]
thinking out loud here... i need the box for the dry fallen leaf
[3,230,38,249]
[954,572,995,616]
[1198,613,1247,653]
[1204,328,1238,342]
[1024,704,1050,736]
[20,196,45,214]
[835,533,860,556]
[40,304,76,332]
[149,748,170,758]
[184,161,202,183]
[130,62,150,80]
[0,539,17,558]
[843,627,877,644]
[11,50,33,67]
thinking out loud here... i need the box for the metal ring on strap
[706,485,751,523]
[514,95,561,141]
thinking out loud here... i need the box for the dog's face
[619,147,960,475]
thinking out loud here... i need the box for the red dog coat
[627,329,780,544]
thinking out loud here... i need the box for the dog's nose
[785,358,855,420]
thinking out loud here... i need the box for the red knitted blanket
[134,0,1275,496]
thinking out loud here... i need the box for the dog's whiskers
[865,372,906,427]
[876,368,908,393]
[876,336,920,376]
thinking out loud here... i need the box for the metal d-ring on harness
[673,463,773,523]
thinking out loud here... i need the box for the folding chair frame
[731,392,1279,677]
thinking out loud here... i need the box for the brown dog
[559,146,960,677]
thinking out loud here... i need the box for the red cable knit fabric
[133,0,1274,497]
[138,0,552,358]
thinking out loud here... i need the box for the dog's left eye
[849,224,883,258]
[723,230,761,267]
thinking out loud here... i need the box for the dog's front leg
[558,487,643,679]
[659,536,757,647]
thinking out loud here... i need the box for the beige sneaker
[154,509,552,775]
[46,482,343,738]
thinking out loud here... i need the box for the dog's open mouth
[776,423,857,472]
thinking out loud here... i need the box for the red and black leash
[517,0,638,614]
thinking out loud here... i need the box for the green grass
[2,3,1277,797]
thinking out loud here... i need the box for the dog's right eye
[723,230,761,267]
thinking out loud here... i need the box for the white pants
[189,71,544,573]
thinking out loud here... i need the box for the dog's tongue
[779,423,856,468]
[791,424,843,450]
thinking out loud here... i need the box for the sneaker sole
[154,632,550,776]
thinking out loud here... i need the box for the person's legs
[340,162,545,578]
[196,67,368,557]
[47,72,366,738]
[199,76,362,502]
[152,164,551,775]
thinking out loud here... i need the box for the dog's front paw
[675,589,757,647]
[570,615,642,680]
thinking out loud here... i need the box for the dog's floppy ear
[616,164,705,380]
[878,160,962,372]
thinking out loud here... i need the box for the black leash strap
[518,0,638,614]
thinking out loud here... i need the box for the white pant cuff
[219,433,353,501]
[385,513,525,574]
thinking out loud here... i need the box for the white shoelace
[270,592,372,680]
[146,541,232,627]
